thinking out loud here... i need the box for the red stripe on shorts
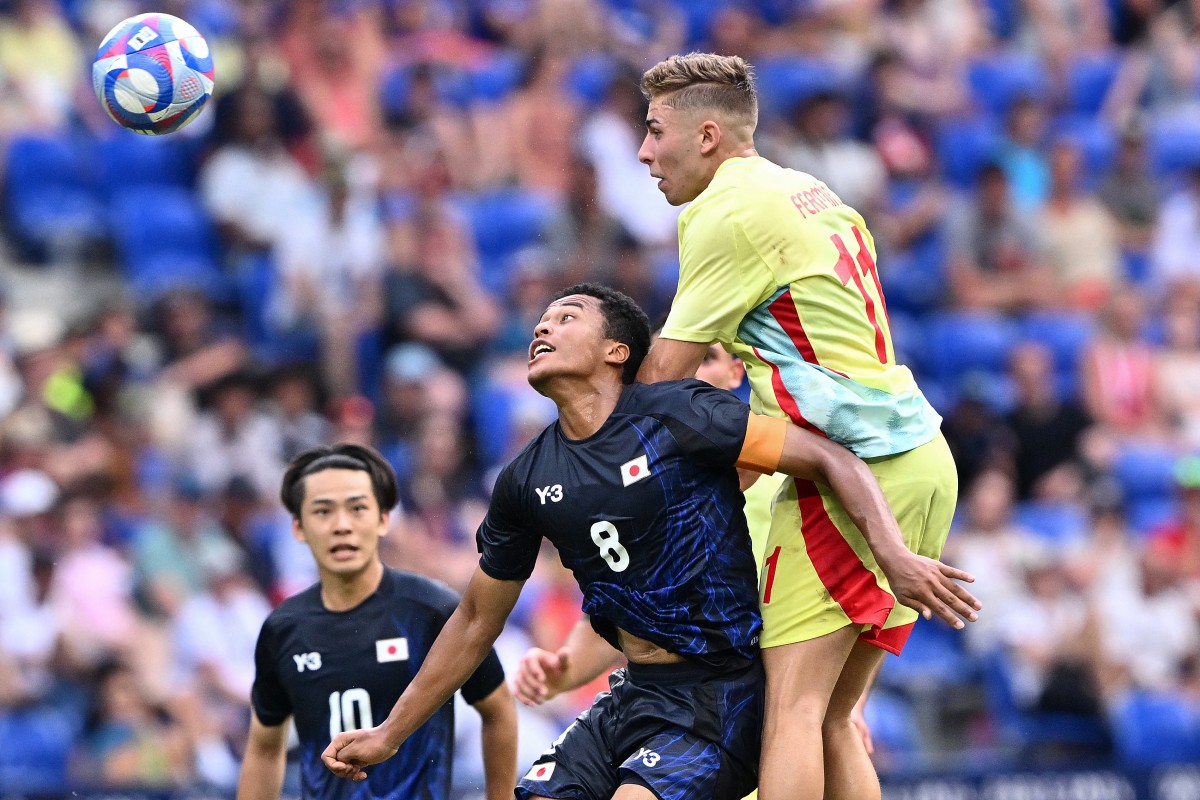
[752,347,824,436]
[795,478,893,631]
[859,621,915,656]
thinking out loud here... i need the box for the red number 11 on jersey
[831,226,889,364]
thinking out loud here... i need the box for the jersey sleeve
[649,381,751,469]
[475,464,541,581]
[250,618,292,726]
[461,648,506,705]
[660,201,769,345]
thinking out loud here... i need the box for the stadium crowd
[1,0,1199,792]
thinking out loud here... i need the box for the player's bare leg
[823,639,887,800]
[758,624,859,800]
[612,784,657,799]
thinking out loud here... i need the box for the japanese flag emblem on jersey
[375,637,408,663]
[620,454,651,487]
[525,762,555,781]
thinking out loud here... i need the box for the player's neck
[320,558,385,612]
[553,378,625,440]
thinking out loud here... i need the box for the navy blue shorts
[515,658,764,800]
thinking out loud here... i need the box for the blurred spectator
[381,206,501,372]
[172,548,269,738]
[1001,97,1051,211]
[200,89,318,258]
[1080,292,1163,439]
[765,91,886,215]
[1097,121,1159,257]
[998,543,1101,716]
[877,0,976,117]
[150,290,247,394]
[941,376,1010,492]
[1094,537,1200,694]
[0,467,57,614]
[0,0,81,131]
[504,50,582,196]
[944,469,1044,654]
[1036,139,1120,309]
[271,156,386,396]
[868,119,946,263]
[946,163,1052,312]
[1152,297,1200,447]
[581,71,681,247]
[263,366,330,462]
[184,372,284,499]
[544,156,627,282]
[130,476,242,618]
[1151,167,1200,299]
[1148,456,1200,587]
[1001,342,1093,500]
[50,496,137,670]
[74,661,193,788]
[494,253,563,355]
[278,0,386,150]
[0,548,57,707]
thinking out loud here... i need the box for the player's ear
[290,515,306,543]
[605,341,630,370]
[730,358,746,390]
[377,510,390,536]
[699,119,722,156]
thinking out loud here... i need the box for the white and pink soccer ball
[92,12,215,135]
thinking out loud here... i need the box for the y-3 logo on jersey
[535,484,563,504]
[293,652,322,672]
[634,747,660,767]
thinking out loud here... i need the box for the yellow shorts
[757,432,958,653]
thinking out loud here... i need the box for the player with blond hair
[636,52,979,800]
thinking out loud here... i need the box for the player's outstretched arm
[321,567,524,782]
[236,712,289,800]
[637,337,710,384]
[514,615,621,706]
[473,683,519,800]
[742,416,982,628]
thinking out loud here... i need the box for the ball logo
[127,26,158,51]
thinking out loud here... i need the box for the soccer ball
[92,13,215,135]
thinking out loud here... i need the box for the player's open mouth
[330,543,359,560]
[529,342,555,362]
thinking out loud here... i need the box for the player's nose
[637,138,653,165]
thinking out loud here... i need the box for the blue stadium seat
[3,134,107,261]
[1021,311,1096,376]
[98,132,193,195]
[1149,113,1200,176]
[967,52,1050,117]
[936,117,1004,187]
[110,186,227,300]
[457,189,554,291]
[1127,496,1178,536]
[380,66,412,117]
[1013,501,1087,546]
[863,690,925,762]
[470,50,527,104]
[1112,445,1178,503]
[0,707,78,791]
[569,53,618,107]
[753,56,848,119]
[983,651,1110,755]
[1051,116,1117,187]
[981,0,1021,40]
[1112,691,1199,766]
[921,312,1020,384]
[877,619,977,692]
[472,380,517,468]
[1066,52,1122,114]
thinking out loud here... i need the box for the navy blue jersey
[251,568,506,800]
[477,380,761,670]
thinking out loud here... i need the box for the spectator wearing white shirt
[185,372,284,500]
[1151,167,1200,300]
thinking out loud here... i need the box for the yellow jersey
[661,156,941,458]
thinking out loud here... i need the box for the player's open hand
[514,647,571,706]
[880,551,981,629]
[321,726,400,782]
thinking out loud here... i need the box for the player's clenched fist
[322,726,400,782]
[514,647,571,705]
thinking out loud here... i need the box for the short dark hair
[280,443,398,518]
[553,283,651,384]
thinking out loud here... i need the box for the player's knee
[764,693,827,729]
[821,712,857,739]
